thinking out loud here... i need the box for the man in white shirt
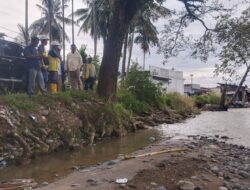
[66,44,83,90]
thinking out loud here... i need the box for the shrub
[121,64,162,107]
[192,93,220,108]
[117,89,149,113]
[164,93,196,115]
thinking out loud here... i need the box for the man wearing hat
[48,41,62,93]
[24,36,46,96]
[38,35,49,85]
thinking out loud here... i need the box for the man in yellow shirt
[66,44,83,90]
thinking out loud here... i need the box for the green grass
[1,90,97,111]
[192,93,221,108]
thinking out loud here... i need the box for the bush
[192,93,220,108]
[117,89,149,113]
[164,93,196,115]
[121,64,162,107]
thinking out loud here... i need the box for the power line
[0,26,19,34]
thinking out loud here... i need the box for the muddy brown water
[0,129,162,183]
[1,108,250,183]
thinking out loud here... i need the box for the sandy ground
[36,136,250,190]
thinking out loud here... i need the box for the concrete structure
[184,84,201,95]
[149,66,184,94]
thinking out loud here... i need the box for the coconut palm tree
[15,24,30,45]
[134,16,159,70]
[125,3,170,72]
[74,0,110,56]
[30,0,71,42]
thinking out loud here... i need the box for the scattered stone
[218,187,228,190]
[119,184,126,188]
[238,171,249,178]
[87,179,98,186]
[177,180,195,190]
[107,159,120,166]
[156,161,166,168]
[149,137,156,142]
[41,182,49,187]
[70,184,81,187]
[150,182,157,187]
[156,186,167,190]
[211,166,219,174]
[194,186,204,190]
[129,183,137,188]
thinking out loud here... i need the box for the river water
[0,109,250,183]
[160,108,250,147]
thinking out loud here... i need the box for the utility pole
[93,0,97,57]
[48,0,52,43]
[25,0,29,45]
[62,0,65,62]
[190,74,194,85]
[72,0,75,44]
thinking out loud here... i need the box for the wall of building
[149,66,184,95]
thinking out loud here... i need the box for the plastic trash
[115,178,128,184]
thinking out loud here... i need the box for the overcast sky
[0,0,248,87]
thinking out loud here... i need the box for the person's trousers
[69,70,82,91]
[84,77,95,90]
[28,68,46,95]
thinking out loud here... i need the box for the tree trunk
[127,31,134,74]
[121,32,128,80]
[97,2,129,100]
[97,0,147,100]
[219,85,228,111]
[228,65,250,106]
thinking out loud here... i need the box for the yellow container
[49,83,57,94]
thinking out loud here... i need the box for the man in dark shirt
[24,36,46,96]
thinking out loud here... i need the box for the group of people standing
[24,36,96,96]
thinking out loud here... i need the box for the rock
[211,166,219,174]
[87,179,98,186]
[156,161,166,168]
[177,180,195,190]
[194,187,204,190]
[0,160,7,167]
[238,171,249,178]
[119,184,126,188]
[218,187,228,190]
[149,136,156,142]
[41,182,49,186]
[156,186,167,190]
[71,184,81,187]
[150,182,157,187]
[107,159,120,166]
[128,184,137,188]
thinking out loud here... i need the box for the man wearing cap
[48,41,62,93]
[66,44,83,91]
[38,35,49,85]
[24,36,46,96]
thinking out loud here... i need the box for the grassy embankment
[0,65,197,163]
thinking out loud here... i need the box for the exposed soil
[0,94,191,166]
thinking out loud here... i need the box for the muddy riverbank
[34,136,250,190]
[0,92,194,168]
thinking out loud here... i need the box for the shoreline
[33,136,250,190]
